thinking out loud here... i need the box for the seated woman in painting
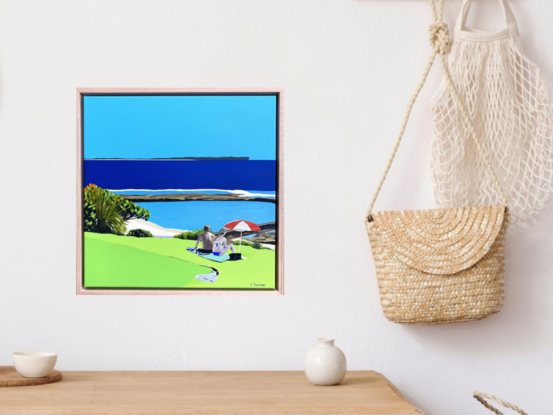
[213,231,236,256]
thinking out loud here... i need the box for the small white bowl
[12,352,57,378]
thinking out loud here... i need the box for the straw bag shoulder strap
[474,392,529,415]
[365,0,508,221]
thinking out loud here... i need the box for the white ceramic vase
[304,338,347,386]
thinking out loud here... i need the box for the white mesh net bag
[429,0,553,222]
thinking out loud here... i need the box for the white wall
[1,0,552,413]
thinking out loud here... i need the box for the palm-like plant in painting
[92,192,127,234]
[84,184,149,235]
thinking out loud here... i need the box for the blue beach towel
[202,254,231,263]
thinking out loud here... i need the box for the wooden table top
[0,371,424,415]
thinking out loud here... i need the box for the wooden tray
[0,366,62,387]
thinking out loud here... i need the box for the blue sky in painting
[83,95,276,160]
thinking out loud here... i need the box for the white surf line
[110,189,276,198]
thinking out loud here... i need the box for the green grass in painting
[84,232,276,290]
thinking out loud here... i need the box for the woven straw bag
[474,392,528,415]
[365,0,509,325]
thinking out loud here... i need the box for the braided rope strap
[474,392,529,415]
[366,0,507,221]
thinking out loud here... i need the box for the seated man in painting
[213,231,236,256]
[195,225,215,254]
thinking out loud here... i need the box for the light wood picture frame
[77,88,284,295]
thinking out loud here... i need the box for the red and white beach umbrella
[224,220,261,252]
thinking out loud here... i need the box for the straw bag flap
[367,205,505,275]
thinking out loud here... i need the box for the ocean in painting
[84,159,277,232]
[84,160,276,191]
[131,200,275,232]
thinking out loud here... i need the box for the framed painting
[76,88,283,295]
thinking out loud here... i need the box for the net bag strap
[453,0,522,47]
[365,0,508,221]
[473,392,529,415]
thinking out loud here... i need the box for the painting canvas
[77,90,283,294]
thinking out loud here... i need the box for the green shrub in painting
[127,229,153,238]
[119,199,150,222]
[234,239,265,250]
[236,239,252,247]
[174,230,203,240]
[84,184,150,235]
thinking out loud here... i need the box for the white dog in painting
[195,267,219,283]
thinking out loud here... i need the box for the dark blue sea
[83,160,277,233]
[84,160,276,191]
